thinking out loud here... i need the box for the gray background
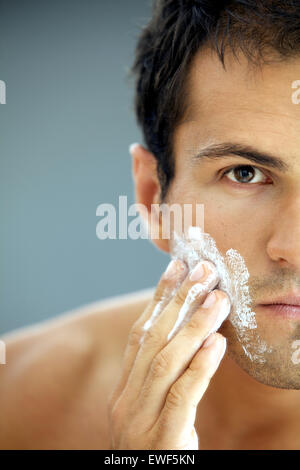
[0,0,169,335]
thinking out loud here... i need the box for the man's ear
[129,143,170,254]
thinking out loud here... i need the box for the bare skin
[1,279,300,449]
[0,289,154,449]
[2,47,300,449]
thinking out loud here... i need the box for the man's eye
[223,165,268,184]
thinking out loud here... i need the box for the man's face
[166,47,300,388]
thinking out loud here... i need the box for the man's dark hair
[131,0,300,200]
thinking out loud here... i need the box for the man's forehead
[181,47,300,123]
[175,47,300,171]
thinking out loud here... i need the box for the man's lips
[259,295,300,306]
[257,295,300,319]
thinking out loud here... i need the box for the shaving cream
[170,226,272,363]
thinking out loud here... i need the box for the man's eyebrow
[192,142,289,171]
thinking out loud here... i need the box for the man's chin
[218,313,300,390]
[227,343,300,390]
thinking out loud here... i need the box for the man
[1,0,300,449]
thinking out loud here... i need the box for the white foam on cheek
[170,226,272,363]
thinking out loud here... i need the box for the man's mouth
[257,294,300,319]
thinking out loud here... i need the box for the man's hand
[108,258,231,450]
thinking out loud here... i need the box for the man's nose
[266,194,300,270]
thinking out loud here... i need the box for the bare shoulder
[0,287,154,449]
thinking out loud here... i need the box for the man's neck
[195,355,300,449]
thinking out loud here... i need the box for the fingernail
[202,290,217,308]
[189,260,215,282]
[163,259,186,280]
[202,335,227,366]
[211,297,231,332]
[203,294,231,335]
